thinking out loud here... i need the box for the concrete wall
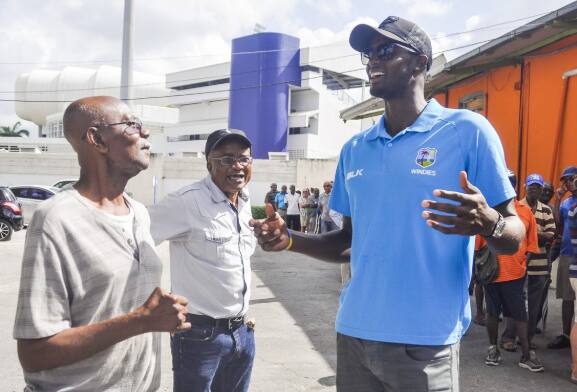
[0,153,337,207]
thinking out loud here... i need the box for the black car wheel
[0,219,12,241]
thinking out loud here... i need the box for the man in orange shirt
[482,171,542,372]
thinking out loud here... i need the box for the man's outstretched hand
[421,171,499,236]
[250,203,290,251]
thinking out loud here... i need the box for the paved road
[2,229,576,391]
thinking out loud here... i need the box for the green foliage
[0,121,29,137]
[251,205,266,219]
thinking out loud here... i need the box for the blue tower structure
[228,33,301,159]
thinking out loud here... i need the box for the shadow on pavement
[251,247,341,373]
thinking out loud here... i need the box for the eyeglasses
[209,156,253,166]
[84,118,143,139]
[361,42,418,65]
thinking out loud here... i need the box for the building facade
[14,32,368,161]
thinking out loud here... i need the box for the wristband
[285,230,293,251]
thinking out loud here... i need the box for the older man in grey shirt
[13,96,190,391]
[150,129,256,392]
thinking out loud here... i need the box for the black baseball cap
[349,16,432,70]
[204,129,251,158]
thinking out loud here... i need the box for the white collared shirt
[285,192,300,215]
[149,176,256,318]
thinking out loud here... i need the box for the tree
[0,121,30,137]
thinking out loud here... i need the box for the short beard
[370,85,406,100]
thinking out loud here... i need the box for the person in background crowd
[298,188,314,233]
[308,188,320,233]
[499,173,555,353]
[251,16,524,390]
[522,174,555,344]
[472,237,487,326]
[483,171,543,372]
[568,179,577,383]
[549,165,577,350]
[265,183,278,210]
[285,184,301,231]
[149,129,257,392]
[13,96,190,391]
[540,182,555,207]
[275,185,288,220]
[319,181,338,233]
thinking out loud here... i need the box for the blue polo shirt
[560,196,576,256]
[330,99,515,345]
[275,192,287,209]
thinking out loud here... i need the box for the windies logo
[415,148,437,168]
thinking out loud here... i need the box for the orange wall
[522,44,577,188]
[442,37,577,191]
[432,92,447,106]
[446,65,522,172]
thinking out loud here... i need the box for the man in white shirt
[285,184,301,231]
[149,129,256,392]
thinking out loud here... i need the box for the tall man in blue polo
[150,129,256,392]
[251,16,524,391]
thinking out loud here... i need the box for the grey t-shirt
[13,189,162,391]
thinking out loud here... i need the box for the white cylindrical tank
[15,66,168,127]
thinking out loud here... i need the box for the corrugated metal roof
[340,1,577,121]
[427,1,577,94]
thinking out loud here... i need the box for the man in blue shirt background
[548,165,577,350]
[252,16,524,391]
[275,185,288,220]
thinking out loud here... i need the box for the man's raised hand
[250,203,290,251]
[421,171,499,236]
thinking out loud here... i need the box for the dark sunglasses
[361,42,418,65]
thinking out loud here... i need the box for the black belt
[186,313,245,331]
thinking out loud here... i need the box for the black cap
[204,129,252,158]
[349,16,432,70]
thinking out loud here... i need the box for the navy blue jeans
[171,323,255,392]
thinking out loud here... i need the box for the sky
[0,0,575,133]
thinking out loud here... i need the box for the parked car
[52,179,77,189]
[0,186,24,241]
[10,185,60,226]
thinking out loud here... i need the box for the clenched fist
[135,287,191,333]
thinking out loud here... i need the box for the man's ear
[85,127,108,154]
[414,55,428,74]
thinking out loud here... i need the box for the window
[0,188,17,202]
[29,188,50,200]
[11,187,29,198]
[459,92,486,114]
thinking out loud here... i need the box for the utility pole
[120,0,134,103]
